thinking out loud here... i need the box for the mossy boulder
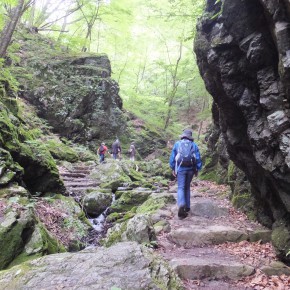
[136,192,175,215]
[83,191,112,216]
[101,221,128,247]
[35,194,91,251]
[44,139,79,163]
[18,35,127,145]
[110,189,152,213]
[15,141,65,193]
[0,184,28,198]
[91,161,131,186]
[0,148,23,186]
[0,99,65,194]
[0,207,35,270]
[8,224,66,268]
[138,159,171,179]
[122,214,156,245]
[272,222,290,262]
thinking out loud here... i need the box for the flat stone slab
[169,225,247,247]
[191,200,229,219]
[0,242,181,290]
[170,257,255,280]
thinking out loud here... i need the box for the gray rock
[83,191,112,216]
[0,242,183,290]
[169,225,247,248]
[170,257,254,280]
[122,214,156,244]
[261,261,290,276]
[191,200,229,219]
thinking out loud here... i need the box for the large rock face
[21,53,126,146]
[195,0,290,261]
[0,242,182,289]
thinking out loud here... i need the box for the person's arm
[169,142,178,176]
[194,143,202,172]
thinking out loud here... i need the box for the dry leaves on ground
[35,199,72,246]
[238,270,290,289]
[215,240,276,268]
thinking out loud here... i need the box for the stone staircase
[157,181,273,289]
[58,163,100,202]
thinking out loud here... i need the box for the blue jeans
[99,154,105,163]
[113,153,118,160]
[177,170,194,208]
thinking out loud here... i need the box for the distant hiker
[112,139,122,160]
[169,129,202,219]
[97,142,108,163]
[129,142,136,161]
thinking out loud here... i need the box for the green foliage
[0,59,19,93]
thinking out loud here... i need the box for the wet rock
[83,191,112,216]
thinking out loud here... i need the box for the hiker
[112,139,122,160]
[128,142,136,161]
[97,142,108,163]
[169,129,202,219]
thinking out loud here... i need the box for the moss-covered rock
[44,139,79,163]
[110,190,152,213]
[0,207,35,270]
[272,222,290,262]
[101,221,128,247]
[136,192,175,215]
[83,191,112,216]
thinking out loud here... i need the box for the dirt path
[155,179,290,289]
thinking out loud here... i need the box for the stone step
[66,187,100,193]
[61,172,87,178]
[72,166,94,171]
[169,225,247,248]
[190,200,229,219]
[169,225,272,248]
[64,180,100,188]
[170,257,255,280]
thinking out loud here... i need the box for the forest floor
[156,179,290,290]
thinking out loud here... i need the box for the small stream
[85,193,116,246]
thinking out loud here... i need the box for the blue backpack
[176,139,196,168]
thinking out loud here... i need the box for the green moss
[227,160,235,182]
[110,190,151,213]
[272,225,290,257]
[232,192,252,209]
[199,170,218,182]
[100,176,131,192]
[101,221,128,247]
[0,218,26,270]
[0,106,20,151]
[137,197,166,214]
[7,252,42,268]
[41,139,79,163]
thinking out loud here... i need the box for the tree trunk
[0,0,25,58]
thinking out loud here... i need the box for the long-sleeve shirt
[169,140,202,173]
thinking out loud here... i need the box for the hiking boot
[185,207,190,212]
[178,206,187,219]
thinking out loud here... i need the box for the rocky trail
[58,162,290,289]
[2,161,289,289]
[156,180,290,289]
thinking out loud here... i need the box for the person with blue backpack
[169,129,202,219]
